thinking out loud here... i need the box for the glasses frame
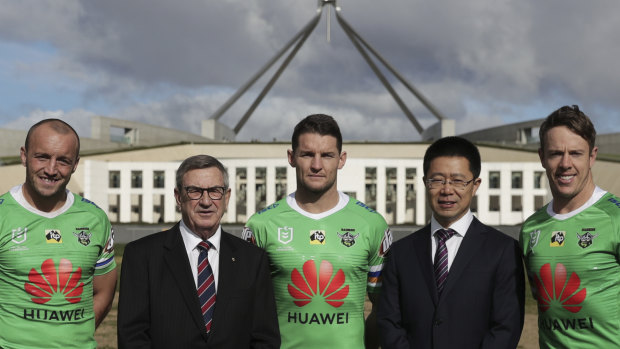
[184,186,228,201]
[425,178,475,190]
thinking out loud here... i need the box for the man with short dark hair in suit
[377,136,525,349]
[118,155,280,348]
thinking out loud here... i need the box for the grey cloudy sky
[0,0,618,142]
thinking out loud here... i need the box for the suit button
[434,318,442,325]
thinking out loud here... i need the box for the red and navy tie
[434,229,456,296]
[197,241,216,333]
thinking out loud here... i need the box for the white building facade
[84,152,548,226]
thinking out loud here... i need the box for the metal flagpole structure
[209,0,446,137]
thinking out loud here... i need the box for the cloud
[0,0,618,141]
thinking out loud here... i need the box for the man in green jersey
[0,119,117,348]
[520,105,620,348]
[243,114,392,349]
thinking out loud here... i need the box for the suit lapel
[413,225,439,305]
[162,224,208,337]
[441,217,487,297]
[209,232,238,336]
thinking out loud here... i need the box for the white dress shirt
[430,210,474,272]
[179,220,221,291]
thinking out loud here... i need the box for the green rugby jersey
[244,192,391,349]
[0,185,116,349]
[520,188,620,348]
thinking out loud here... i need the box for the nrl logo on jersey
[528,230,540,251]
[73,228,92,246]
[337,229,359,247]
[278,227,293,244]
[46,229,62,243]
[12,227,28,244]
[577,228,598,249]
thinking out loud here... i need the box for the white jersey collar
[287,191,349,220]
[10,184,75,219]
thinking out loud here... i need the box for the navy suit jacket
[377,218,524,349]
[117,223,280,349]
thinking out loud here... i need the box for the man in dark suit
[377,136,525,349]
[118,155,280,348]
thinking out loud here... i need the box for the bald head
[24,119,80,157]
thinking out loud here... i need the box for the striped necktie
[434,229,456,296]
[197,241,216,333]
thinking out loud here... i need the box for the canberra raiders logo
[576,231,598,248]
[337,231,359,247]
[74,230,92,246]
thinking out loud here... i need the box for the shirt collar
[179,220,222,252]
[430,210,474,238]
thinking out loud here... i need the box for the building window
[512,195,522,212]
[489,171,500,189]
[153,171,165,188]
[131,171,143,188]
[365,167,377,210]
[534,171,545,189]
[534,195,545,210]
[275,167,287,201]
[255,167,266,211]
[236,168,247,222]
[471,196,478,213]
[511,171,523,189]
[489,195,500,212]
[109,171,120,188]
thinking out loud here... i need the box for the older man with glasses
[118,154,280,349]
[378,136,525,349]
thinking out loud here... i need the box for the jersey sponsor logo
[528,230,540,250]
[337,230,359,247]
[24,258,84,305]
[288,260,349,308]
[45,229,62,243]
[287,311,349,325]
[608,197,620,208]
[73,228,92,246]
[81,197,101,209]
[278,226,293,244]
[104,227,115,253]
[309,230,326,245]
[379,229,393,257]
[257,202,279,214]
[533,263,586,314]
[241,227,256,244]
[576,229,598,249]
[12,227,28,244]
[355,201,377,213]
[539,317,594,331]
[550,231,565,247]
[23,307,87,322]
[0,198,4,205]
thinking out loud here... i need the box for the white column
[415,166,426,225]
[142,169,154,223]
[396,165,407,224]
[164,167,177,223]
[226,166,237,224]
[246,166,256,218]
[119,168,132,223]
[266,166,276,205]
[376,164,387,217]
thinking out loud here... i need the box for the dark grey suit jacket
[377,218,525,349]
[117,223,280,348]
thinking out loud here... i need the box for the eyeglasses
[184,186,227,200]
[426,178,475,190]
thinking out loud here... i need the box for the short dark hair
[423,136,481,178]
[175,155,229,190]
[539,105,596,151]
[25,119,80,156]
[291,114,342,153]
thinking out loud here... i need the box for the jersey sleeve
[94,218,116,276]
[243,215,265,248]
[367,219,392,294]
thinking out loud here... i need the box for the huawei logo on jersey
[533,263,586,313]
[24,259,84,304]
[288,260,349,308]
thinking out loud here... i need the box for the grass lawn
[97,244,540,348]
